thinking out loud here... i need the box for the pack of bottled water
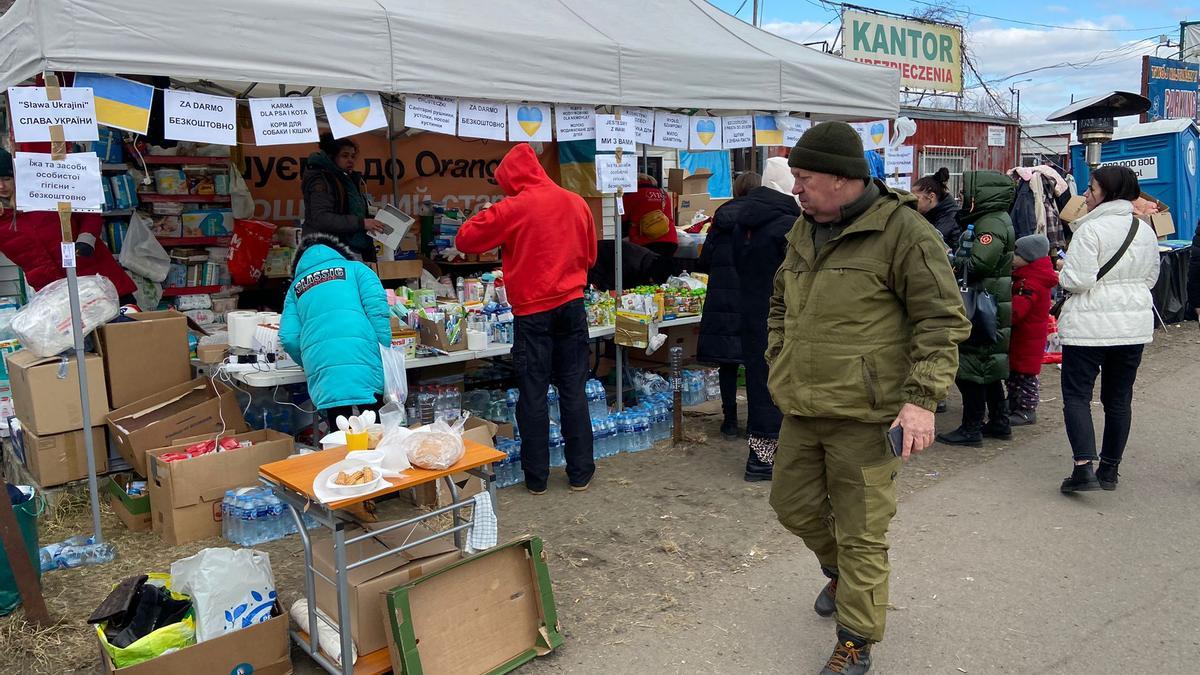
[39,535,116,572]
[222,486,315,546]
[586,379,609,419]
[493,436,524,488]
[591,416,619,458]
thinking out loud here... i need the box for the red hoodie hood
[495,143,554,197]
[1014,255,1059,290]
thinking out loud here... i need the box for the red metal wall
[908,119,1020,173]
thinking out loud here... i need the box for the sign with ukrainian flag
[72,73,154,134]
[321,91,387,139]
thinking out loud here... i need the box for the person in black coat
[698,172,760,439]
[913,167,961,249]
[730,160,801,481]
[1189,229,1200,321]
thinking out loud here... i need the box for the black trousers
[513,299,594,490]
[323,394,384,432]
[956,379,1006,428]
[718,363,739,419]
[1061,344,1144,463]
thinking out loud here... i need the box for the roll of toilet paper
[256,311,280,327]
[227,310,258,349]
[467,330,487,351]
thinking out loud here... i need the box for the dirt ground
[1,325,1193,674]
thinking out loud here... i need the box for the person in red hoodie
[621,174,678,257]
[1007,234,1059,426]
[0,148,137,304]
[456,143,598,494]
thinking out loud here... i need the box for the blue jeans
[512,299,594,490]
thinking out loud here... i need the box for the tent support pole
[387,96,400,203]
[614,190,623,411]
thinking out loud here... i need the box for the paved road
[528,349,1200,673]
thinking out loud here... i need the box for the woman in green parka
[937,171,1016,447]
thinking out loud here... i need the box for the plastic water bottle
[549,423,566,467]
[510,439,524,486]
[616,412,633,453]
[222,490,237,543]
[548,386,561,425]
[587,379,607,419]
[445,386,462,420]
[505,388,520,436]
[955,223,976,268]
[590,418,606,459]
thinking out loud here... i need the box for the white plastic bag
[12,275,119,357]
[289,599,356,667]
[377,425,414,476]
[229,165,255,219]
[170,547,277,642]
[378,345,408,429]
[120,212,171,282]
[403,416,467,470]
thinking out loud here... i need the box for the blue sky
[707,0,1197,121]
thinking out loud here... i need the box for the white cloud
[759,15,1158,122]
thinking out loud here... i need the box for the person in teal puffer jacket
[280,234,391,429]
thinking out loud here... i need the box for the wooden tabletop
[259,440,505,511]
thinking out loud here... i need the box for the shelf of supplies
[139,194,232,204]
[435,259,501,267]
[101,163,129,172]
[141,156,232,166]
[101,209,134,217]
[161,285,226,297]
[157,236,231,247]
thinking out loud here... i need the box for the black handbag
[960,283,999,346]
[1050,216,1140,319]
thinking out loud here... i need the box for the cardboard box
[369,259,424,280]
[614,311,654,349]
[313,521,461,655]
[419,320,466,353]
[97,311,192,408]
[146,429,294,546]
[105,472,151,531]
[22,426,107,487]
[196,343,228,364]
[1059,195,1088,225]
[7,351,108,435]
[100,603,290,675]
[408,418,493,508]
[667,168,712,197]
[383,536,563,675]
[106,378,248,477]
[631,322,701,365]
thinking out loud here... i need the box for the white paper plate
[322,460,383,493]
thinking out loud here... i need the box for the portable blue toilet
[1070,119,1199,241]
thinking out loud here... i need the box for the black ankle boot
[1008,410,1037,427]
[1061,462,1101,493]
[982,417,1012,440]
[814,576,838,618]
[720,412,740,439]
[1095,462,1120,491]
[819,630,872,674]
[936,425,983,447]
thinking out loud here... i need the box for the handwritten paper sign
[885,145,915,175]
[722,115,754,149]
[458,99,508,141]
[555,105,596,141]
[508,103,552,142]
[249,97,319,146]
[163,90,237,145]
[653,111,689,149]
[595,115,636,152]
[886,175,912,191]
[7,87,98,143]
[595,154,637,194]
[625,108,654,144]
[14,152,104,213]
[404,95,458,135]
[322,91,388,139]
[689,116,723,151]
[782,117,813,148]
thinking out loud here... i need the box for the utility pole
[753,0,759,27]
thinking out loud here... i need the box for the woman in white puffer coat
[1057,165,1160,494]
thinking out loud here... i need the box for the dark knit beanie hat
[0,149,12,178]
[788,121,870,180]
[1015,233,1050,261]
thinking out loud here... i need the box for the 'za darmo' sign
[842,10,963,94]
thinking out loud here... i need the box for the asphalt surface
[525,345,1200,673]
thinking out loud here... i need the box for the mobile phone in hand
[888,426,905,457]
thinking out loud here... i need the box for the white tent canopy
[0,0,898,118]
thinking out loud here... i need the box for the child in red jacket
[1008,234,1059,426]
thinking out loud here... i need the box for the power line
[977,37,1158,86]
[904,0,1175,33]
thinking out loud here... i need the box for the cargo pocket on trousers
[860,458,899,536]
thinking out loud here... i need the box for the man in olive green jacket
[767,122,970,675]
